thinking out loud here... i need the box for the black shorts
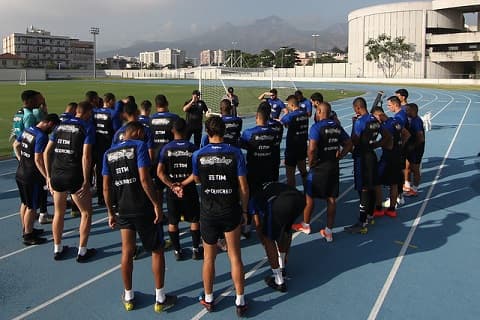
[50,174,83,194]
[16,179,42,210]
[306,162,339,198]
[379,154,401,186]
[200,212,242,245]
[261,190,305,241]
[407,145,425,165]
[354,152,379,192]
[284,144,307,167]
[117,213,165,251]
[166,184,200,225]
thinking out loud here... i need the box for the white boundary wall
[0,69,46,81]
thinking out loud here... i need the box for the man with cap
[222,87,240,117]
[183,90,209,148]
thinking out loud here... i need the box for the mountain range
[99,16,347,58]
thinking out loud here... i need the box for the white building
[2,26,94,69]
[200,49,226,66]
[139,51,158,67]
[348,0,480,78]
[158,48,185,68]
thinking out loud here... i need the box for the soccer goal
[19,70,27,86]
[198,77,228,117]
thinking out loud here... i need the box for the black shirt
[185,100,208,130]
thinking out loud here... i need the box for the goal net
[198,67,299,117]
[19,70,27,86]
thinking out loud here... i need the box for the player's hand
[108,215,117,229]
[153,204,163,224]
[75,182,90,199]
[171,183,183,198]
[46,178,55,196]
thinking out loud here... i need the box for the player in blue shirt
[59,102,78,123]
[157,118,202,261]
[44,101,97,262]
[345,97,391,234]
[192,116,249,317]
[371,106,403,218]
[293,102,352,239]
[139,100,152,126]
[295,90,313,117]
[258,88,287,120]
[387,95,410,206]
[13,114,60,245]
[103,121,177,313]
[404,103,425,197]
[280,95,309,188]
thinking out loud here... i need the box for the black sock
[359,190,370,223]
[168,230,181,252]
[191,229,201,249]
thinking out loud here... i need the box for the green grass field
[0,80,363,157]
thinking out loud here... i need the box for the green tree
[365,33,415,78]
[274,47,298,68]
[259,49,275,67]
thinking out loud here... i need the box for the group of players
[12,85,425,317]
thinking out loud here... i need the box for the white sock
[156,287,165,303]
[278,252,286,269]
[204,293,214,303]
[124,289,134,301]
[302,222,310,228]
[54,244,63,253]
[78,246,87,256]
[404,181,411,188]
[39,213,45,218]
[235,294,245,306]
[272,268,284,285]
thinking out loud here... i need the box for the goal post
[19,69,27,86]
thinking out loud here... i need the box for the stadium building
[348,0,480,79]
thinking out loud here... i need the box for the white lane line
[0,211,20,221]
[0,216,108,261]
[11,264,122,320]
[191,184,355,320]
[431,93,455,120]
[0,171,16,177]
[367,94,472,320]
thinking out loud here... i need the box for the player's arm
[43,140,55,191]
[238,175,249,224]
[258,92,271,101]
[400,127,411,145]
[182,97,195,112]
[139,166,162,223]
[157,162,174,189]
[77,143,93,197]
[35,152,48,179]
[13,140,21,161]
[375,127,393,150]
[307,139,318,168]
[415,130,425,146]
[102,175,117,229]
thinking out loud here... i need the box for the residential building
[158,48,185,68]
[348,0,480,78]
[2,26,94,69]
[0,53,25,69]
[200,49,226,65]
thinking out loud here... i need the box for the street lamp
[312,34,320,77]
[90,27,100,79]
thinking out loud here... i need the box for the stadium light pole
[280,46,287,68]
[312,34,320,77]
[90,27,100,79]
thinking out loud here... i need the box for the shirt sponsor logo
[94,113,109,120]
[167,150,192,157]
[107,147,135,162]
[58,125,79,133]
[199,155,233,166]
[151,118,171,125]
[22,132,34,143]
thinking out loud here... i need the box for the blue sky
[0,0,467,51]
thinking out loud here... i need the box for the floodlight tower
[90,27,100,79]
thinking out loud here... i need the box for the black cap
[228,87,234,93]
[192,89,201,96]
